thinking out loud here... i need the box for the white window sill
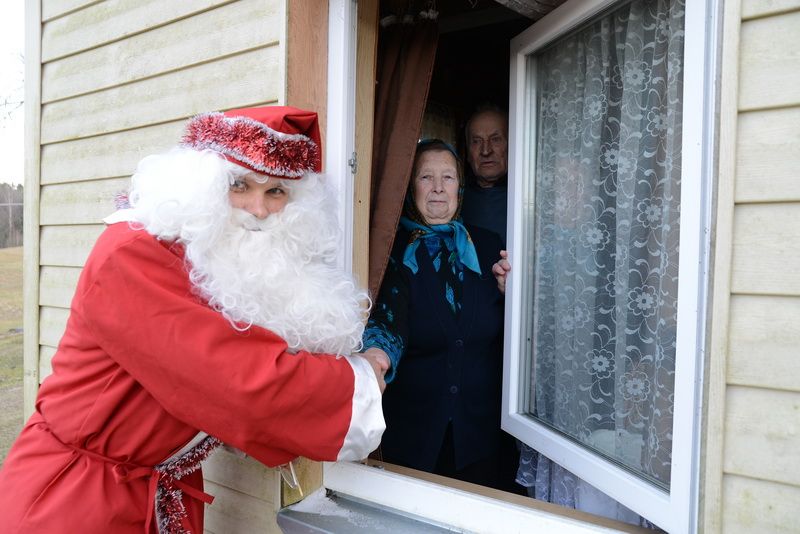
[317,461,649,533]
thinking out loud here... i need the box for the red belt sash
[48,426,215,533]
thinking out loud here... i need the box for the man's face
[466,111,508,188]
[228,173,289,219]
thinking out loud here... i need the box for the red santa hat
[182,106,322,178]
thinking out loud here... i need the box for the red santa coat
[0,223,384,533]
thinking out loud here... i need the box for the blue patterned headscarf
[400,217,480,276]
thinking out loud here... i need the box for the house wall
[23,1,320,532]
[27,1,800,533]
[707,1,800,532]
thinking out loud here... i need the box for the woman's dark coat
[379,224,506,471]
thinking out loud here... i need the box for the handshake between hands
[359,348,391,393]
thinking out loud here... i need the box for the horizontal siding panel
[739,11,800,111]
[41,121,183,185]
[741,0,800,20]
[39,306,70,348]
[722,475,800,534]
[731,203,800,295]
[736,107,800,203]
[203,480,280,534]
[40,346,56,383]
[41,225,105,267]
[41,0,235,62]
[40,266,81,308]
[728,295,800,391]
[42,0,280,103]
[723,386,800,486]
[203,447,279,502]
[41,46,281,144]
[40,178,129,226]
[42,0,102,22]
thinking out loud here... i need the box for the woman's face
[412,150,460,225]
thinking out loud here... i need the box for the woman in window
[362,139,521,493]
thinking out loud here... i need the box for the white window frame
[326,0,358,273]
[501,0,719,532]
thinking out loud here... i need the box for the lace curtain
[517,0,685,525]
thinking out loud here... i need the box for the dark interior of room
[380,0,530,152]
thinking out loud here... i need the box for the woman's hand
[492,250,511,295]
[360,348,391,393]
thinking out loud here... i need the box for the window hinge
[348,152,358,175]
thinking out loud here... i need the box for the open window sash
[501,0,717,531]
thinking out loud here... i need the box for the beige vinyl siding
[720,3,800,532]
[737,9,800,112]
[735,107,800,203]
[728,295,800,392]
[38,346,56,383]
[731,204,800,295]
[34,0,285,350]
[722,475,800,534]
[42,0,103,23]
[723,387,800,487]
[39,266,82,305]
[41,48,281,143]
[740,0,800,21]
[41,1,278,103]
[39,306,69,348]
[40,178,131,225]
[39,225,105,267]
[28,1,289,532]
[40,121,185,185]
[202,448,282,533]
[41,0,238,62]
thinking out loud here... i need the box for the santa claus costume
[0,107,385,533]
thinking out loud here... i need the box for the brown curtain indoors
[368,16,438,297]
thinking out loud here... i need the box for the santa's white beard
[185,204,368,356]
[128,148,368,356]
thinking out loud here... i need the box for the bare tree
[0,52,24,124]
[0,51,25,247]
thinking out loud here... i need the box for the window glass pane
[525,0,685,489]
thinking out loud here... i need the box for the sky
[0,0,25,186]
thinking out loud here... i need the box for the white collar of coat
[103,209,136,224]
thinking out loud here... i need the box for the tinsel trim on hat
[114,191,131,209]
[155,435,221,534]
[182,112,319,178]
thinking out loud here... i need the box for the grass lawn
[0,246,23,464]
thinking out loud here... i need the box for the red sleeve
[76,226,382,466]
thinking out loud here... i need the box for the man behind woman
[362,139,521,494]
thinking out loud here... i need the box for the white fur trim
[103,209,137,225]
[161,431,209,463]
[337,355,385,461]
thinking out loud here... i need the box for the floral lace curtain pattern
[518,0,685,521]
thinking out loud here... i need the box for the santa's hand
[360,348,390,393]
[492,250,511,295]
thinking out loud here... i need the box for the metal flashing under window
[277,489,457,533]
